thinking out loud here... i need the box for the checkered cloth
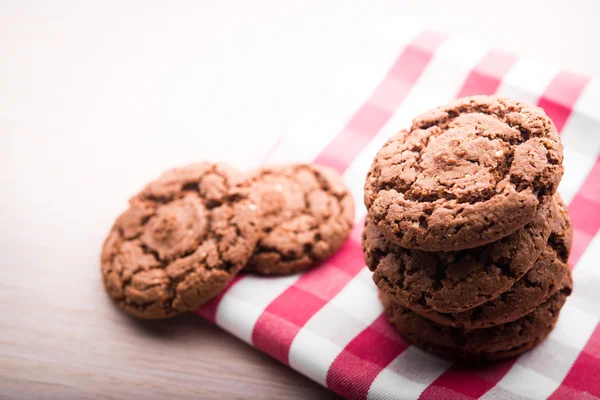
[197,21,600,400]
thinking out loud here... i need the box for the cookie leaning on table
[245,164,354,275]
[364,95,564,252]
[101,163,259,319]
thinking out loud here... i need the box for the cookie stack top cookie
[364,95,564,252]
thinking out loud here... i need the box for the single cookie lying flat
[245,164,354,275]
[101,163,259,319]
[363,196,557,313]
[381,272,572,362]
[415,197,572,328]
[364,96,563,251]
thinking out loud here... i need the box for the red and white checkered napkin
[197,22,600,400]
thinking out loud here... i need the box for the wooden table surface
[1,1,597,398]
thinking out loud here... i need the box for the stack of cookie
[101,163,354,319]
[362,96,573,362]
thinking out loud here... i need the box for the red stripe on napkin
[567,156,600,265]
[457,50,518,98]
[550,323,600,399]
[314,31,448,173]
[326,315,409,399]
[550,153,600,398]
[252,223,366,363]
[420,361,516,400]
[537,71,589,133]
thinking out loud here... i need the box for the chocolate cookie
[363,196,557,313]
[245,164,354,275]
[364,96,563,251]
[381,272,572,362]
[101,163,259,319]
[415,198,571,328]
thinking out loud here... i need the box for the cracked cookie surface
[364,95,563,251]
[415,196,572,328]
[363,196,558,313]
[245,164,354,275]
[101,163,259,319]
[381,272,572,362]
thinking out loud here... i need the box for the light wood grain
[1,1,597,399]
[1,312,335,399]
